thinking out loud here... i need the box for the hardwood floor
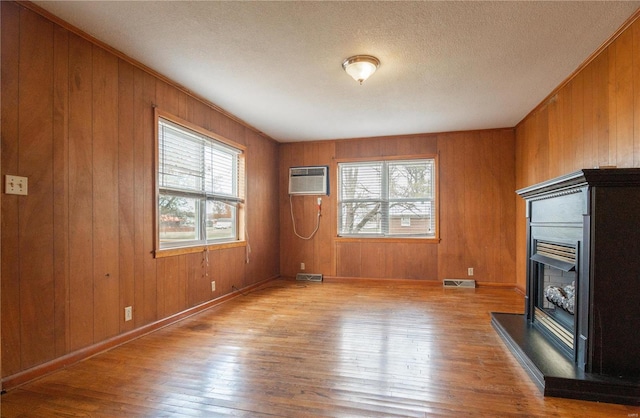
[1,279,638,417]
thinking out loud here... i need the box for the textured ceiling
[34,1,640,142]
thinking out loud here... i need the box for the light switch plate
[5,175,28,195]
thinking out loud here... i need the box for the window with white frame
[157,116,244,250]
[338,158,436,238]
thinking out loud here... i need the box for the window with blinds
[157,116,244,249]
[338,159,436,237]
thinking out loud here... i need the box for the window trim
[336,154,439,241]
[154,108,247,258]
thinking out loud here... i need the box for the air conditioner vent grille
[291,167,325,176]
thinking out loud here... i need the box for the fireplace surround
[492,168,640,405]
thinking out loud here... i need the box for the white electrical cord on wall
[289,194,322,240]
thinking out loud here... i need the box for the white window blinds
[338,159,436,237]
[157,117,243,249]
[158,118,242,203]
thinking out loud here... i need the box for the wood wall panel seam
[1,274,279,390]
[517,7,640,130]
[1,0,23,376]
[281,131,516,282]
[515,10,640,289]
[15,0,277,143]
[2,2,281,381]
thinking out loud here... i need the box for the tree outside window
[338,159,436,237]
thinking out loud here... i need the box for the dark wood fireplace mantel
[492,168,640,406]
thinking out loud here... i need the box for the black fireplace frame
[492,168,640,406]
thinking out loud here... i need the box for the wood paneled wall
[0,2,279,380]
[515,13,640,291]
[279,130,516,284]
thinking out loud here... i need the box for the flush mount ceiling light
[342,55,380,85]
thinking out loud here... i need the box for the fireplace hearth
[492,169,640,405]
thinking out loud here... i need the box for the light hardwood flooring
[1,279,638,417]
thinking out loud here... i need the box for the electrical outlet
[211,281,216,292]
[124,306,133,322]
[5,175,28,195]
[468,267,474,276]
[317,197,322,205]
[301,262,305,270]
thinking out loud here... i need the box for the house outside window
[338,158,436,238]
[156,112,245,252]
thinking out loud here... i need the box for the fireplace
[492,168,640,405]
[533,244,577,357]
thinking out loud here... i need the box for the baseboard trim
[1,275,279,391]
[323,276,441,285]
[322,276,519,289]
[475,281,521,289]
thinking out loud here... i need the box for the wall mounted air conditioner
[288,166,329,195]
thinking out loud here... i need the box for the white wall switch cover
[5,175,28,195]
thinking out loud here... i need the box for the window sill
[335,236,440,244]
[155,240,247,258]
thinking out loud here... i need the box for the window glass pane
[340,162,382,200]
[206,201,236,241]
[157,115,244,250]
[388,160,432,199]
[159,194,200,244]
[205,147,236,196]
[388,201,433,235]
[338,158,436,238]
[158,122,204,192]
[339,201,382,235]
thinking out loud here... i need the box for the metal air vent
[296,273,323,282]
[443,279,476,288]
